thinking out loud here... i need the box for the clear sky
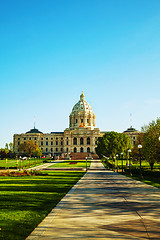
[0,0,160,148]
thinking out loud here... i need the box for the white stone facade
[13,93,100,156]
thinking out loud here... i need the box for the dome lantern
[80,91,85,101]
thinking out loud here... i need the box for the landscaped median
[0,170,85,240]
[47,159,91,170]
[102,158,160,189]
[0,158,51,170]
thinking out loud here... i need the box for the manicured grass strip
[0,158,51,169]
[0,171,84,240]
[103,158,160,171]
[123,171,160,189]
[49,160,91,168]
[102,159,160,189]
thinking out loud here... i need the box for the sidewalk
[26,160,160,240]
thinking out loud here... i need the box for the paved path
[26,160,160,240]
[27,160,64,171]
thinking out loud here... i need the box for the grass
[102,158,160,171]
[49,160,91,168]
[0,171,84,240]
[0,158,51,170]
[123,169,160,189]
[102,158,160,189]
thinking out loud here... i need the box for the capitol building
[13,92,139,156]
[13,92,100,156]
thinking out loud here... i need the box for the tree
[132,133,145,161]
[5,142,13,153]
[142,118,160,170]
[33,147,42,158]
[0,149,8,159]
[96,131,132,159]
[19,140,39,158]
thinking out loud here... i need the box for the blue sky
[0,0,160,147]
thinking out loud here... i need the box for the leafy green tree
[33,147,42,158]
[5,142,13,152]
[142,118,160,170]
[132,133,145,161]
[0,149,8,159]
[19,140,39,158]
[96,131,132,159]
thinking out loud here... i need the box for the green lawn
[49,160,91,168]
[0,171,84,240]
[102,158,160,189]
[104,158,160,171]
[0,158,50,170]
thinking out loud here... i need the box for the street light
[85,157,87,171]
[121,152,123,173]
[116,154,119,172]
[138,144,143,179]
[128,149,132,176]
[113,156,116,171]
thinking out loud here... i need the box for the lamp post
[121,152,123,173]
[85,157,87,171]
[113,156,116,171]
[138,144,143,179]
[116,154,119,172]
[128,149,132,176]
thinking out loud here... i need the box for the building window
[56,148,58,152]
[29,138,31,140]
[51,137,53,140]
[18,142,20,145]
[46,148,48,152]
[80,147,83,152]
[87,137,90,145]
[66,141,68,145]
[18,138,20,140]
[133,136,135,140]
[80,137,83,145]
[56,141,58,145]
[51,141,53,145]
[41,147,43,150]
[24,138,26,140]
[74,147,77,153]
[61,137,63,140]
[56,137,58,140]
[87,119,89,123]
[81,119,83,123]
[76,119,78,123]
[51,148,53,152]
[73,138,77,145]
[87,147,90,153]
[41,142,43,146]
[95,141,97,145]
[46,138,48,140]
[67,137,68,139]
[35,137,36,140]
[61,148,63,152]
[41,138,43,140]
[66,148,68,152]
[46,142,48,146]
[61,141,63,145]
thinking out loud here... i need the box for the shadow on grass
[0,171,84,240]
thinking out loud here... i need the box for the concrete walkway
[27,160,64,171]
[26,160,160,240]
